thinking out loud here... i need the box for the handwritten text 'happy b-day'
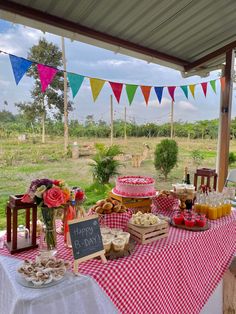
[73,226,101,248]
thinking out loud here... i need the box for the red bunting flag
[140,86,152,106]
[109,81,123,103]
[37,64,58,93]
[168,86,176,102]
[201,82,208,97]
[220,77,225,92]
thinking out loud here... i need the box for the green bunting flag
[67,73,84,98]
[210,80,216,93]
[180,85,188,99]
[126,84,138,105]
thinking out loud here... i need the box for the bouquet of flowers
[22,178,70,250]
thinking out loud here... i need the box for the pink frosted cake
[113,176,156,197]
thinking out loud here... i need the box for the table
[1,210,235,314]
[0,255,119,314]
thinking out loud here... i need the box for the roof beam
[0,1,187,67]
[184,41,236,71]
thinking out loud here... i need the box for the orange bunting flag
[90,78,105,101]
[109,81,123,103]
[220,77,225,92]
[201,82,207,97]
[189,84,196,98]
[140,86,152,106]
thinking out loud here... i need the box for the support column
[217,50,235,191]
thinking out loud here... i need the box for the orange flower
[63,188,70,202]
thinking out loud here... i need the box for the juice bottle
[194,203,201,214]
[217,204,222,219]
[208,206,218,220]
[226,201,232,215]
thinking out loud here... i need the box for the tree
[154,139,178,180]
[16,38,72,143]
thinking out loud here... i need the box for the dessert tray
[17,256,71,288]
[170,219,210,232]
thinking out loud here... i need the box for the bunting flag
[168,86,176,102]
[90,78,105,101]
[189,84,196,98]
[37,64,58,93]
[154,87,164,104]
[140,86,152,106]
[126,84,138,105]
[109,81,123,103]
[220,77,226,92]
[67,72,84,98]
[210,80,216,93]
[201,82,208,97]
[180,85,188,99]
[9,55,32,85]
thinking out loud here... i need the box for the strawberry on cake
[113,176,156,197]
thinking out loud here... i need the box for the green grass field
[0,135,235,230]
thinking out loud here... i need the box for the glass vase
[40,207,57,256]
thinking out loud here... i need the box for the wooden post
[170,100,174,139]
[42,97,46,144]
[110,95,113,145]
[61,36,69,153]
[217,50,234,191]
[124,106,127,144]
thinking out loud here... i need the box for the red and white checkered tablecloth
[1,211,236,314]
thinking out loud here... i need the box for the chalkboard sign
[68,215,106,272]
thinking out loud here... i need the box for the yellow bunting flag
[90,78,105,101]
[189,84,196,98]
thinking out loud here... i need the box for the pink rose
[43,187,65,208]
[21,194,33,203]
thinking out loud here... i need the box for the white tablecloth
[0,256,118,314]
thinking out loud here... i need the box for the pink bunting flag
[168,86,176,102]
[201,82,208,97]
[37,64,58,93]
[109,81,123,103]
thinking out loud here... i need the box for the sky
[0,18,234,125]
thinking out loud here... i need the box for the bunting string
[0,50,224,106]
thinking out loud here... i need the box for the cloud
[176,100,197,111]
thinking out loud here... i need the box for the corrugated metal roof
[0,0,236,74]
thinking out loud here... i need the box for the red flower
[53,180,60,186]
[21,194,33,203]
[43,187,65,208]
[75,190,84,201]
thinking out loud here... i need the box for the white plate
[111,188,157,199]
[16,272,68,289]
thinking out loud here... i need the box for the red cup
[173,213,184,225]
[184,217,195,227]
[196,215,206,227]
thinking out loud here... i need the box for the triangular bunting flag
[201,82,207,97]
[168,86,176,102]
[67,72,84,98]
[109,81,123,103]
[9,55,32,85]
[220,77,225,92]
[180,85,188,99]
[140,86,152,106]
[126,84,138,105]
[210,80,216,93]
[90,78,105,101]
[37,64,58,93]
[189,84,196,98]
[154,87,164,104]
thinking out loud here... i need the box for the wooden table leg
[6,205,11,243]
[25,208,30,233]
[12,209,18,250]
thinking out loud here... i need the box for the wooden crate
[109,192,152,213]
[128,221,169,244]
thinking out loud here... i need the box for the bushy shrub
[154,139,178,180]
[229,152,236,165]
[191,150,205,168]
[90,144,122,184]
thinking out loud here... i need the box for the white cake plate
[111,188,157,199]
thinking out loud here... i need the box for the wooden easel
[68,215,107,275]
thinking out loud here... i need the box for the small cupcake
[112,238,125,252]
[102,238,112,253]
[100,227,111,234]
[110,228,123,236]
[117,232,130,245]
[102,233,115,241]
